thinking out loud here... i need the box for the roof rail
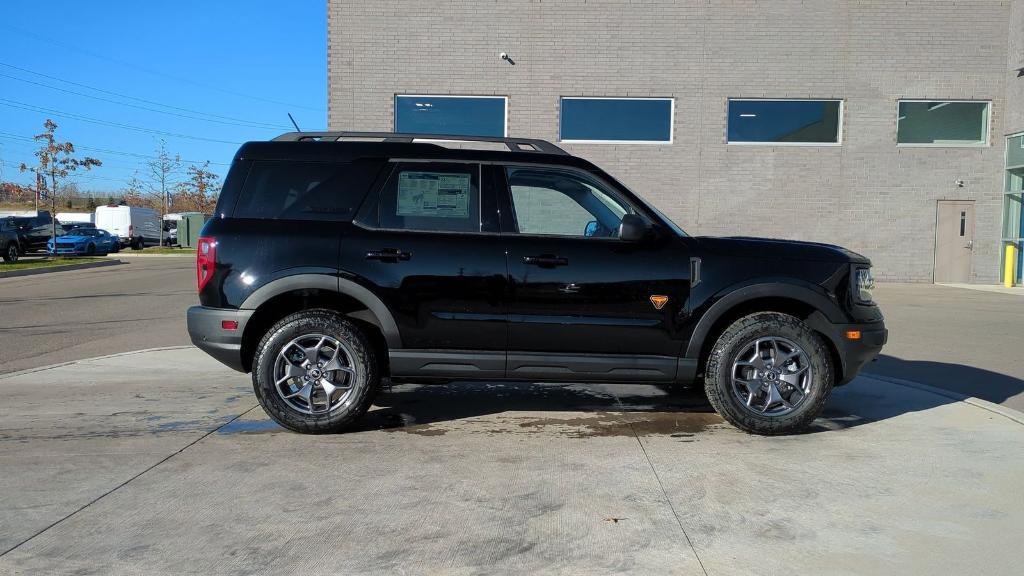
[271,131,569,156]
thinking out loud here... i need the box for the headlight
[855,268,874,303]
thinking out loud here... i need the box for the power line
[0,24,326,113]
[0,99,243,145]
[0,72,284,131]
[0,132,231,166]
[0,62,289,130]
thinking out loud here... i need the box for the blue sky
[0,0,325,193]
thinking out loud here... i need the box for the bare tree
[137,140,181,245]
[19,119,102,243]
[121,173,146,207]
[175,162,221,213]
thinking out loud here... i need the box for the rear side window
[233,161,382,221]
[377,162,481,232]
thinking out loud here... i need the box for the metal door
[934,200,974,283]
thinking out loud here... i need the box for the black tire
[86,243,96,256]
[704,312,833,436]
[131,237,142,250]
[3,243,17,263]
[252,309,380,434]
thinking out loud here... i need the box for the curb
[0,258,123,279]
[862,371,1024,426]
[0,345,196,380]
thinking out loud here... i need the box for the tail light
[196,236,216,292]
[128,224,134,237]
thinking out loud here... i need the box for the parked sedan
[47,228,120,256]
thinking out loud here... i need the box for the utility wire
[0,62,289,129]
[0,71,286,131]
[0,25,326,113]
[0,131,231,166]
[0,99,242,145]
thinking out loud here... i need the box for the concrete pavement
[1,347,1021,575]
[870,283,1024,411]
[0,257,194,375]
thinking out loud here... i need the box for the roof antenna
[287,113,302,132]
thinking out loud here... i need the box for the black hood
[694,236,871,265]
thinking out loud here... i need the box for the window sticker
[396,171,470,218]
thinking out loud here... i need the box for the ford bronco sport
[187,132,886,436]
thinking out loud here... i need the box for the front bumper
[187,306,254,373]
[48,244,87,255]
[831,321,887,385]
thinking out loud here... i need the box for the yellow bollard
[1006,244,1018,288]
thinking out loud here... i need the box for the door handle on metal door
[522,255,569,267]
[366,249,411,262]
[965,240,973,250]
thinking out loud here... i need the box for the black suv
[187,132,886,435]
[1,217,21,262]
[9,211,61,254]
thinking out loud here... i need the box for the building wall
[1005,0,1024,136]
[328,0,1015,282]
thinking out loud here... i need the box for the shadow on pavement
[220,374,967,437]
[868,354,1024,406]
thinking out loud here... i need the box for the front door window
[505,167,632,238]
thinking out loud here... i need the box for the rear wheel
[252,310,380,434]
[3,243,17,263]
[131,237,142,250]
[704,312,833,435]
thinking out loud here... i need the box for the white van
[94,205,161,249]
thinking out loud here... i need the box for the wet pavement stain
[218,419,283,434]
[514,412,725,438]
[376,411,724,438]
[402,426,447,436]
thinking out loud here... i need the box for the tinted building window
[378,163,481,232]
[233,161,383,221]
[728,100,842,144]
[896,101,989,146]
[560,98,673,142]
[394,96,506,137]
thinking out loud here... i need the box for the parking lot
[1,258,1023,574]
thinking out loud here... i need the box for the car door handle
[522,255,568,267]
[366,249,411,262]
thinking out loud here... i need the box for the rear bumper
[186,306,254,373]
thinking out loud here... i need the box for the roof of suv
[235,132,598,170]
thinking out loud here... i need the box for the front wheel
[3,243,17,263]
[252,310,380,434]
[86,243,96,256]
[704,312,833,435]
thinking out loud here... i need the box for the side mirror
[618,213,647,242]
[583,220,599,237]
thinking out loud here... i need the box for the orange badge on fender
[649,295,669,310]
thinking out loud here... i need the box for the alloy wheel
[731,336,812,417]
[274,334,357,415]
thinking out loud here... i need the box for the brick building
[328,0,1024,283]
